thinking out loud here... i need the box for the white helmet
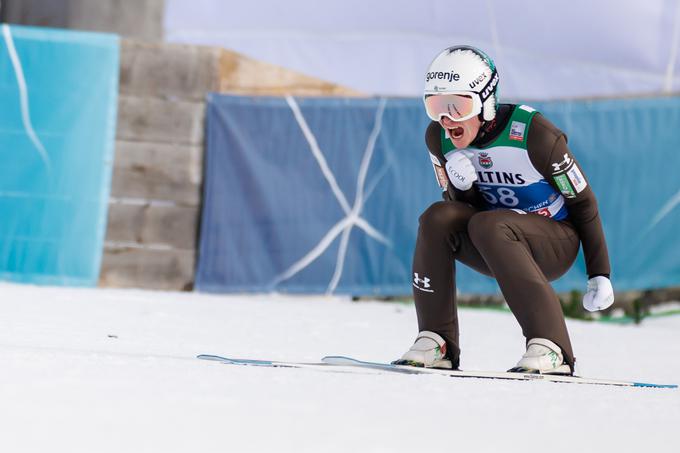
[423,45,499,122]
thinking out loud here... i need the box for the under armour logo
[551,153,572,173]
[413,273,434,293]
[413,273,430,287]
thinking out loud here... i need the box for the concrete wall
[100,40,217,290]
[1,0,165,40]
[100,40,363,290]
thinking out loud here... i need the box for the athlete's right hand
[445,151,477,191]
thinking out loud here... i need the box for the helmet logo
[426,71,460,83]
[469,73,487,89]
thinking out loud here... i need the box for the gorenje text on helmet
[426,71,460,83]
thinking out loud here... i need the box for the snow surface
[0,283,678,453]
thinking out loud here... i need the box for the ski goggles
[423,93,482,122]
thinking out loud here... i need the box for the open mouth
[450,127,464,139]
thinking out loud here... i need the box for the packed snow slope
[0,283,678,453]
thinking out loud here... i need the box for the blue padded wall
[197,94,680,295]
[0,25,119,286]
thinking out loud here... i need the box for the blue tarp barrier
[0,25,119,286]
[197,94,680,295]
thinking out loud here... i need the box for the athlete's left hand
[582,276,615,312]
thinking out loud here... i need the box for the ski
[196,354,388,375]
[321,356,678,388]
[197,354,429,375]
[197,354,677,388]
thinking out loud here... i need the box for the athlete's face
[440,115,482,149]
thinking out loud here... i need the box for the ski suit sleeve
[527,114,611,278]
[425,121,481,205]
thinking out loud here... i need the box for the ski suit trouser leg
[412,201,580,369]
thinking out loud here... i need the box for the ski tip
[321,356,374,366]
[321,355,350,364]
[633,382,678,389]
[197,354,225,361]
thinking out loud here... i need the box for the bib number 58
[478,186,519,207]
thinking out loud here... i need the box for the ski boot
[392,331,455,369]
[508,338,573,375]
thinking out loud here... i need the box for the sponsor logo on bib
[478,152,493,169]
[509,121,526,141]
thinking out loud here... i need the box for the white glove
[582,276,615,312]
[445,151,477,191]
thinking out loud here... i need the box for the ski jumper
[414,104,611,370]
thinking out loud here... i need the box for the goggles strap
[478,69,499,102]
